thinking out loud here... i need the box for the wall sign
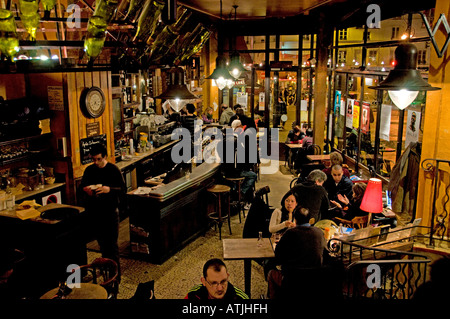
[80,134,107,165]
[86,122,100,137]
[48,86,64,111]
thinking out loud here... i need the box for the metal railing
[327,236,431,300]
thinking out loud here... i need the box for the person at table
[329,182,368,222]
[228,104,242,126]
[267,205,326,299]
[235,107,256,131]
[291,169,329,223]
[185,258,248,300]
[322,151,350,178]
[219,103,234,125]
[285,125,303,144]
[301,128,313,148]
[201,106,214,124]
[80,143,126,282]
[269,190,299,234]
[323,164,353,210]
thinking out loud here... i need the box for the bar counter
[127,162,221,264]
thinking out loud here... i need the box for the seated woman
[269,190,299,234]
[329,182,367,221]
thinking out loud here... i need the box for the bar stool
[224,176,246,223]
[207,184,232,240]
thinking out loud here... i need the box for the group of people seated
[262,151,372,299]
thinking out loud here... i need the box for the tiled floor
[86,162,295,299]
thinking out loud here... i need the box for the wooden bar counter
[127,162,221,264]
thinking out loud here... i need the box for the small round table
[40,283,108,299]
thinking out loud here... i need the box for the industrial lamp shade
[155,67,198,100]
[228,52,246,79]
[369,43,440,109]
[207,55,235,90]
[360,178,383,214]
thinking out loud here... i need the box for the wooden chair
[335,215,369,229]
[77,258,119,299]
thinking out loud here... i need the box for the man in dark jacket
[267,206,325,299]
[185,259,248,300]
[323,164,353,209]
[291,169,329,223]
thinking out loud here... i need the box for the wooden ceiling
[178,0,334,20]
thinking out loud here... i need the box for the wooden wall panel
[67,71,115,179]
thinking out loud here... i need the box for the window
[391,27,399,39]
[418,50,427,65]
[303,34,310,41]
[339,29,348,40]
[368,50,377,63]
[338,50,347,64]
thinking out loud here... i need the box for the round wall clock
[80,86,106,118]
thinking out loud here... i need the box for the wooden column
[313,12,333,153]
[416,0,450,232]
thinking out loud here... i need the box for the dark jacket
[291,181,329,222]
[184,283,248,300]
[323,175,353,206]
[275,225,325,276]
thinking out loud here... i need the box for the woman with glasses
[185,259,248,300]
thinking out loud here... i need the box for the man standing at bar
[80,143,126,282]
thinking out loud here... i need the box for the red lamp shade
[360,178,383,213]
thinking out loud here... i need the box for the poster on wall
[405,110,421,148]
[361,102,370,134]
[237,92,248,109]
[379,104,392,141]
[346,99,354,128]
[301,100,308,111]
[352,100,360,129]
[334,91,341,114]
[259,92,265,110]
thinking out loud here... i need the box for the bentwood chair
[335,215,369,229]
[77,258,119,299]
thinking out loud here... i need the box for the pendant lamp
[155,67,198,111]
[228,5,246,79]
[207,55,235,90]
[369,43,440,110]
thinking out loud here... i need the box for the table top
[40,283,108,299]
[223,238,275,260]
[285,143,303,148]
[307,154,331,161]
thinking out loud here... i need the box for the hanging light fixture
[228,5,246,79]
[155,67,198,111]
[207,55,235,90]
[369,43,440,110]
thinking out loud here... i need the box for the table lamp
[360,178,383,227]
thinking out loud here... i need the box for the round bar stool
[224,176,246,223]
[207,184,232,240]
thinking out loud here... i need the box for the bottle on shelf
[37,164,45,189]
